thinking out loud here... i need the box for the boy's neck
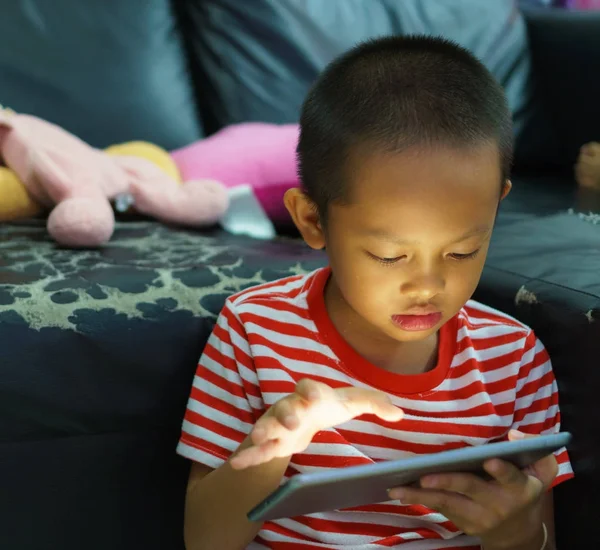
[324,277,439,376]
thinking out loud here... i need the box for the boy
[177,36,573,549]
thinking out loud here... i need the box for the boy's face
[287,144,510,344]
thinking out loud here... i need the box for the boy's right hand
[230,379,404,470]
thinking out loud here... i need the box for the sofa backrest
[0,0,203,150]
[181,0,535,139]
[0,0,542,164]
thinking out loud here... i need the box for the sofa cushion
[0,0,202,149]
[0,222,326,442]
[475,210,599,550]
[0,222,324,550]
[0,430,188,550]
[0,218,597,548]
[184,0,534,139]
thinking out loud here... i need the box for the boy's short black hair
[297,35,514,219]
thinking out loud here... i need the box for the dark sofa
[0,2,598,549]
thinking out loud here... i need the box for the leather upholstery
[0,0,202,149]
[182,0,535,139]
[0,3,598,549]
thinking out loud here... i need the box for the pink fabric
[171,123,300,223]
[0,110,229,247]
[566,0,600,8]
[0,111,127,206]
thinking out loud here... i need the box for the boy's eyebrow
[361,225,492,244]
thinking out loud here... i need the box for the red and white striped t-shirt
[177,267,573,549]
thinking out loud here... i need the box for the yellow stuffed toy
[0,167,44,221]
[105,141,182,183]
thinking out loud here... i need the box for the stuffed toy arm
[170,123,300,224]
[109,151,230,227]
[31,149,117,247]
[129,176,229,227]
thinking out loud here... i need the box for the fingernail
[388,488,405,501]
[510,430,525,439]
[421,476,438,488]
[284,415,297,428]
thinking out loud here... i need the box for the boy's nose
[400,274,445,301]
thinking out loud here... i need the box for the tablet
[247,431,571,522]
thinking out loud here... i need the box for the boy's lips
[391,308,443,331]
[402,304,440,316]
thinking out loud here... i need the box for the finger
[230,439,279,470]
[251,414,287,446]
[271,398,302,430]
[420,472,491,502]
[507,429,529,442]
[389,486,481,519]
[582,144,600,158]
[484,458,528,487]
[507,430,559,488]
[530,455,558,488]
[296,378,326,402]
[579,157,600,169]
[526,454,558,489]
[577,159,595,170]
[579,177,600,189]
[580,142,600,155]
[369,394,404,422]
[391,486,494,538]
[508,429,536,476]
[338,387,404,421]
[524,448,559,488]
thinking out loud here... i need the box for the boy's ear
[500,179,512,201]
[284,188,326,250]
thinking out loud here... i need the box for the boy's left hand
[388,430,558,548]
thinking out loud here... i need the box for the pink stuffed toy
[565,0,600,8]
[0,108,229,247]
[171,123,300,225]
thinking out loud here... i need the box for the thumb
[507,429,529,442]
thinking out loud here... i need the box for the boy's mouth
[391,311,442,331]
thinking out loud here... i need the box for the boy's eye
[368,253,405,265]
[448,249,481,261]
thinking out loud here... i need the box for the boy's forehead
[331,144,502,236]
[345,143,502,204]
[356,223,492,245]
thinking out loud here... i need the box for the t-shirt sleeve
[176,299,263,469]
[512,330,574,488]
